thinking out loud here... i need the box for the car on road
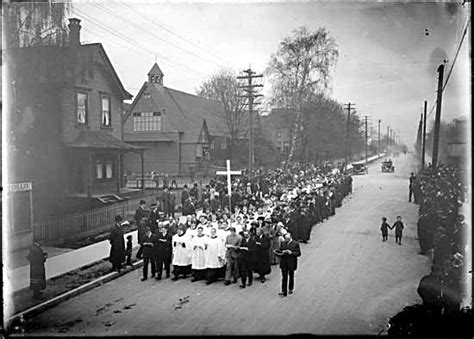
[352,163,368,175]
[381,159,395,172]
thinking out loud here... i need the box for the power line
[74,7,208,77]
[92,2,227,69]
[118,2,231,67]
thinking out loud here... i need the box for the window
[95,157,114,180]
[77,92,88,124]
[196,144,203,157]
[210,140,215,150]
[96,161,103,179]
[220,138,227,150]
[133,112,162,131]
[101,96,111,127]
[144,93,151,99]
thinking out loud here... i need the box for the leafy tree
[266,26,339,162]
[196,69,248,158]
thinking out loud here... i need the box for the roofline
[123,82,147,124]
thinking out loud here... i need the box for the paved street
[25,154,431,335]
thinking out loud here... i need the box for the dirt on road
[23,154,431,336]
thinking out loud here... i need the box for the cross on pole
[216,159,241,213]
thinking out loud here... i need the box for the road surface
[24,154,431,335]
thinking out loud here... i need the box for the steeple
[148,63,164,86]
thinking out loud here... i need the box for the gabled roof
[148,63,164,77]
[67,130,144,151]
[126,80,228,143]
[82,43,133,100]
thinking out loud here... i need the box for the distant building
[122,63,231,175]
[446,118,468,166]
[4,18,142,249]
[260,108,292,156]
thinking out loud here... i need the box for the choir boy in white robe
[205,227,226,284]
[190,226,207,282]
[171,225,192,280]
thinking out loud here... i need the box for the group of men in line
[109,162,354,296]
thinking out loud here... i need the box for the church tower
[147,62,164,93]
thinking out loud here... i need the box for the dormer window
[144,92,151,99]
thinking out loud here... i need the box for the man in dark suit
[134,200,148,226]
[154,226,172,280]
[141,227,157,281]
[276,232,301,297]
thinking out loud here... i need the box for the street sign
[5,182,32,192]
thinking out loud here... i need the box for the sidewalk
[4,229,140,295]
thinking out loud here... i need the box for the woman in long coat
[109,215,126,272]
[26,241,47,299]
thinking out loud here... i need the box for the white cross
[216,159,242,197]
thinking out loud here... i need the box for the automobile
[381,159,395,172]
[352,163,368,175]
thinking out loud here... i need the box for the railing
[33,191,159,245]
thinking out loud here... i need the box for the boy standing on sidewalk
[125,235,133,266]
[391,216,404,245]
[380,217,390,242]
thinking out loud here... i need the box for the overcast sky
[71,0,471,147]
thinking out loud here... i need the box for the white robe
[172,233,192,266]
[190,234,207,270]
[216,228,229,244]
[205,236,226,268]
[187,228,198,240]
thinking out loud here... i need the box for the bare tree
[266,26,339,163]
[3,0,71,49]
[196,69,248,158]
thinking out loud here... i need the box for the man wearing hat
[149,203,160,234]
[109,215,126,272]
[26,240,48,299]
[141,227,157,281]
[134,200,148,226]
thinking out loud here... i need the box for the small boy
[380,217,390,242]
[125,235,133,266]
[392,216,404,245]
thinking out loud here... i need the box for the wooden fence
[33,191,159,245]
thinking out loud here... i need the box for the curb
[6,259,144,328]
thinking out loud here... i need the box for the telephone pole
[344,102,355,169]
[386,126,390,154]
[364,115,368,163]
[237,68,263,171]
[378,119,381,157]
[432,64,445,169]
[421,100,427,170]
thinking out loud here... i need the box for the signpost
[216,160,241,216]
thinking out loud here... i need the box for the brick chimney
[68,18,82,46]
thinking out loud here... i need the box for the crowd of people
[412,163,468,315]
[109,163,353,293]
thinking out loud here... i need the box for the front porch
[65,130,146,199]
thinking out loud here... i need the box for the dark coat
[109,224,126,266]
[141,233,157,258]
[134,206,148,225]
[155,232,172,258]
[393,221,404,235]
[380,222,390,234]
[255,233,271,275]
[239,236,257,265]
[26,243,47,291]
[181,189,189,206]
[278,239,301,271]
[182,198,196,216]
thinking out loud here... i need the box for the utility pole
[237,68,263,171]
[344,102,355,169]
[386,126,390,155]
[364,115,368,163]
[378,119,381,157]
[421,100,427,170]
[432,64,445,169]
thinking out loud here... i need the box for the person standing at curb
[26,241,48,300]
[380,217,390,242]
[275,232,301,297]
[109,215,126,273]
[409,173,416,202]
[391,216,404,245]
[141,227,157,281]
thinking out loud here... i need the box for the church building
[122,63,230,175]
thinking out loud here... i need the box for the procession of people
[109,162,353,296]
